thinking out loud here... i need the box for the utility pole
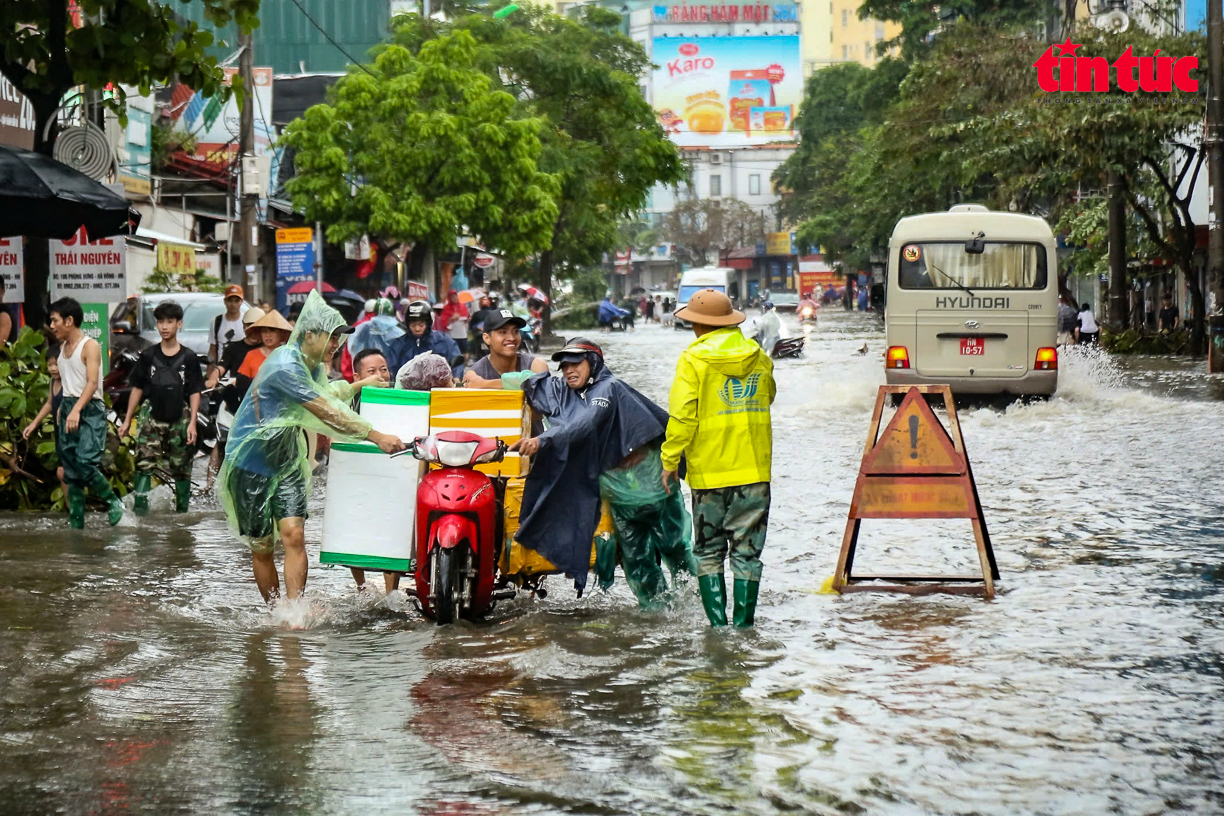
[238,30,260,304]
[1107,169,1129,331]
[1207,0,1224,371]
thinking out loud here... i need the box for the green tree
[281,31,561,282]
[1,0,261,329]
[391,6,685,335]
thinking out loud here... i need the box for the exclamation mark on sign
[908,415,919,459]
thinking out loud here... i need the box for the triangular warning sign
[861,388,966,475]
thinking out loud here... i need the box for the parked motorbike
[399,431,516,624]
[102,349,140,416]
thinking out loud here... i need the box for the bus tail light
[1035,347,1058,370]
[886,346,910,369]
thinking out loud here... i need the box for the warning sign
[831,385,998,597]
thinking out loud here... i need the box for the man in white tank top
[50,297,124,528]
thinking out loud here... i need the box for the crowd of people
[23,280,774,629]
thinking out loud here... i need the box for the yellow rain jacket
[661,327,775,489]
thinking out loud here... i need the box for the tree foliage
[282,32,561,272]
[655,198,767,267]
[0,0,260,150]
[388,6,685,332]
[775,14,1208,347]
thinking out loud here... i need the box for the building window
[749,174,761,195]
[710,174,722,196]
[830,30,834,42]
[842,9,848,25]
[842,44,848,59]
[865,41,872,58]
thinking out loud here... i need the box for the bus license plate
[960,337,986,355]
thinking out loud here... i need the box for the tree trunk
[407,245,426,292]
[1186,266,1207,356]
[538,248,555,339]
[23,94,62,333]
[1107,170,1128,331]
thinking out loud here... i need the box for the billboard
[170,67,274,165]
[652,36,801,148]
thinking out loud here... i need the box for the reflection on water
[1,310,1222,814]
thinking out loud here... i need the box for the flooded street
[2,309,1222,815]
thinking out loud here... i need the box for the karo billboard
[652,36,801,148]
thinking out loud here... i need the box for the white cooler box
[320,389,431,572]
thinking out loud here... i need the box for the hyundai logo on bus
[935,296,1010,309]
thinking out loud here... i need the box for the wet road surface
[2,309,1222,815]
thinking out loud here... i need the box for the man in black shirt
[118,301,206,515]
[1158,294,1179,332]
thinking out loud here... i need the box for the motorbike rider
[510,338,691,598]
[386,300,464,381]
[462,309,548,389]
[754,300,782,355]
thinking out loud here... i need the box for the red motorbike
[399,431,517,624]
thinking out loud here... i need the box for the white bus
[675,266,740,329]
[885,205,1059,397]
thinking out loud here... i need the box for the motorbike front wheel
[432,547,464,625]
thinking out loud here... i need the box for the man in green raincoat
[219,292,407,603]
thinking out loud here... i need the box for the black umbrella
[0,145,141,239]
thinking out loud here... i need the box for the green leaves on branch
[283,31,560,262]
[0,0,262,144]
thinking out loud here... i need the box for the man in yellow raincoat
[661,289,775,627]
[219,292,406,603]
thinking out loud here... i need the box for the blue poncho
[516,355,670,590]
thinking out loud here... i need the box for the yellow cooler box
[500,477,612,578]
[428,388,531,477]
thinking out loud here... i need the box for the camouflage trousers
[691,482,771,582]
[134,404,193,481]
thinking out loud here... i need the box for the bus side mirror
[965,232,986,254]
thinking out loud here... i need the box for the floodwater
[2,309,1222,815]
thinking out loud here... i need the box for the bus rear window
[898,242,1047,290]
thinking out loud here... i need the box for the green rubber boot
[697,573,728,627]
[67,486,86,529]
[88,471,124,526]
[174,480,191,513]
[133,472,151,516]
[732,579,760,628]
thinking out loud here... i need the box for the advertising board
[276,227,315,313]
[652,35,801,148]
[49,229,127,302]
[0,237,23,302]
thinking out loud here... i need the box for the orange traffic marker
[831,385,999,598]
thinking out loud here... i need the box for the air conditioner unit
[214,222,231,242]
[710,153,723,165]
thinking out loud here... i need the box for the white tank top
[58,336,103,400]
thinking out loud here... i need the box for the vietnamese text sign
[276,227,315,313]
[80,303,109,376]
[652,36,801,148]
[765,231,794,256]
[0,237,24,302]
[49,229,127,301]
[651,3,799,23]
[157,241,197,275]
[0,74,35,149]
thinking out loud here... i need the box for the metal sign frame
[831,385,999,598]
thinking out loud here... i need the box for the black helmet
[406,299,433,331]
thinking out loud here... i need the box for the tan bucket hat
[250,309,293,333]
[674,289,745,327]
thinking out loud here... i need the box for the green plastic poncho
[599,443,698,608]
[219,291,373,549]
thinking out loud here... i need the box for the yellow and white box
[427,388,531,477]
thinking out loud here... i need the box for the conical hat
[250,309,293,332]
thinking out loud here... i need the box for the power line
[286,0,377,77]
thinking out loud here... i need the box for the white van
[884,205,1059,397]
[676,266,739,328]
